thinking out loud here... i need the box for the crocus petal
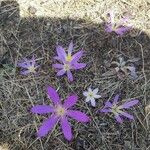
[105,24,113,33]
[113,94,120,104]
[53,64,64,69]
[104,101,113,108]
[67,70,73,82]
[94,94,101,99]
[37,115,59,137]
[85,97,90,102]
[120,100,139,109]
[73,63,86,70]
[126,66,137,79]
[93,88,98,94]
[54,56,61,61]
[83,91,88,97]
[71,51,84,63]
[31,55,36,65]
[115,26,130,35]
[20,70,30,75]
[47,86,60,105]
[68,41,73,55]
[17,62,29,68]
[31,105,54,114]
[56,45,66,62]
[88,88,92,93]
[114,114,123,123]
[91,98,96,107]
[60,117,72,141]
[120,111,134,120]
[67,110,90,122]
[57,69,66,76]
[100,108,111,113]
[63,95,78,109]
[109,10,115,24]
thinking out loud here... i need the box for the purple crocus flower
[53,41,86,82]
[99,94,139,123]
[17,56,39,75]
[105,11,132,35]
[31,86,90,141]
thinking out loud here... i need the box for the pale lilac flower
[31,86,90,141]
[111,57,138,79]
[105,11,132,35]
[17,56,39,75]
[83,87,101,107]
[53,41,86,82]
[99,94,139,123]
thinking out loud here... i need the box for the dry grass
[0,0,150,150]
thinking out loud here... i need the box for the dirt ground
[0,0,150,150]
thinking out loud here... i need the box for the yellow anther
[56,105,66,117]
[28,65,36,73]
[66,54,72,62]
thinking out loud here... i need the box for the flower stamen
[66,54,72,62]
[28,65,36,73]
[64,64,70,71]
[56,105,66,117]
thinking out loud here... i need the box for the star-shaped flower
[99,94,139,123]
[17,55,39,75]
[83,87,101,107]
[105,11,132,35]
[53,41,86,82]
[111,57,137,79]
[31,86,90,141]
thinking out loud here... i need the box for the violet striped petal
[115,27,130,35]
[17,62,29,68]
[63,95,78,109]
[114,114,123,123]
[104,101,113,108]
[60,117,72,141]
[20,70,30,75]
[67,110,90,122]
[120,100,139,109]
[31,55,36,65]
[31,105,54,114]
[53,64,64,69]
[100,108,111,113]
[57,69,66,76]
[67,70,73,82]
[56,45,66,62]
[109,10,115,24]
[73,63,86,70]
[105,24,113,33]
[68,41,73,55]
[120,111,134,120]
[113,94,120,104]
[47,86,60,105]
[126,66,137,79]
[71,51,84,63]
[37,115,59,137]
[54,56,60,60]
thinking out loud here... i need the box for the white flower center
[56,105,66,117]
[88,92,94,98]
[111,105,122,115]
[28,65,36,73]
[64,64,70,71]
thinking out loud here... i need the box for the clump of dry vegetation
[0,0,150,149]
